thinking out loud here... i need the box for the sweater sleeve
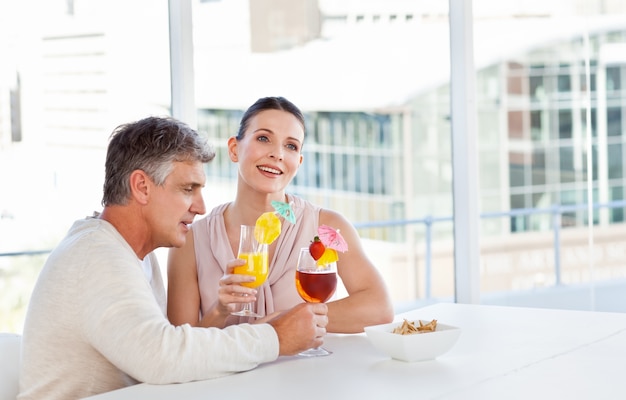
[79,241,279,384]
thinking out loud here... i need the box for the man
[18,116,328,399]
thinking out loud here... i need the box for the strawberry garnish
[309,236,326,260]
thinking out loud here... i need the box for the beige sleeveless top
[192,194,321,325]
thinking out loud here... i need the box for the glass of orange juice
[231,225,269,317]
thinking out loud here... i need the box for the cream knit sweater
[18,217,278,400]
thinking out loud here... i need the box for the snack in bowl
[392,319,437,334]
[364,318,461,362]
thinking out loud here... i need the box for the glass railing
[352,200,626,300]
[0,250,53,257]
[3,201,626,291]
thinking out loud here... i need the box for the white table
[86,303,626,399]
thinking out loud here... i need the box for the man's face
[147,160,206,249]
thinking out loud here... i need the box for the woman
[167,96,393,333]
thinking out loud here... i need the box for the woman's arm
[319,209,395,333]
[167,231,206,326]
[167,230,259,328]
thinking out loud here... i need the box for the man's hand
[267,303,328,356]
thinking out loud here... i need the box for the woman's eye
[257,135,269,142]
[286,143,298,151]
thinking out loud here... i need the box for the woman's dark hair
[236,96,305,140]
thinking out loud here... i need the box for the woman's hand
[216,259,258,316]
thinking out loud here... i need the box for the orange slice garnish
[316,248,338,266]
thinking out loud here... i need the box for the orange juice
[234,252,269,288]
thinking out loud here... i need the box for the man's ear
[227,136,238,162]
[129,170,150,205]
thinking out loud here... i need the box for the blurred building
[192,1,626,299]
[2,0,626,303]
[194,1,626,239]
[249,0,321,53]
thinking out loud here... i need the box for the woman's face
[229,109,304,194]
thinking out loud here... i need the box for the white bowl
[364,319,461,362]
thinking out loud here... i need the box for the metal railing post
[552,204,562,286]
[424,216,433,299]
